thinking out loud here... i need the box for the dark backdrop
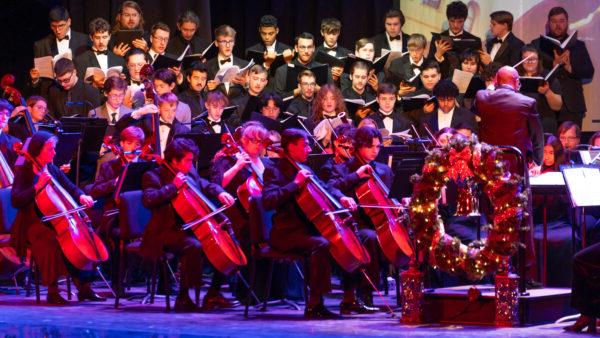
[1,0,395,89]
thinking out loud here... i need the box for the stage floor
[0,283,585,338]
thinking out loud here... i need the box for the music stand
[388,150,428,199]
[117,162,157,194]
[54,132,81,166]
[306,153,333,173]
[175,133,223,174]
[60,117,108,186]
[562,165,600,249]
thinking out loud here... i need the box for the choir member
[47,58,102,119]
[140,137,235,312]
[316,18,351,82]
[372,9,409,56]
[342,61,376,122]
[339,38,383,93]
[531,6,594,128]
[286,70,317,120]
[33,5,89,58]
[74,18,125,82]
[387,33,428,95]
[177,62,208,119]
[166,10,211,57]
[111,1,148,57]
[480,11,524,67]
[192,90,231,134]
[230,65,270,127]
[206,25,248,99]
[258,92,284,121]
[147,22,171,63]
[311,84,347,148]
[11,131,104,305]
[402,61,442,124]
[263,128,355,319]
[370,83,412,142]
[132,68,191,124]
[419,79,476,134]
[245,15,293,71]
[516,45,563,134]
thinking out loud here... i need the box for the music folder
[562,166,600,207]
[118,161,157,193]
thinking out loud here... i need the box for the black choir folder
[111,29,144,48]
[342,52,390,75]
[153,42,216,71]
[562,166,600,207]
[431,32,482,54]
[519,63,561,93]
[284,63,329,93]
[314,50,346,68]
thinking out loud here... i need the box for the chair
[244,195,307,318]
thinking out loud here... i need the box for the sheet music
[562,167,600,207]
[451,69,474,94]
[529,171,565,186]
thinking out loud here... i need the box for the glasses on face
[56,72,74,85]
[152,36,169,43]
[51,22,67,31]
[217,40,234,46]
[560,136,579,142]
[108,92,125,99]
[245,137,265,145]
[300,82,316,87]
[129,62,146,69]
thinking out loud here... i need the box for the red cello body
[15,145,109,271]
[274,149,370,272]
[355,159,413,266]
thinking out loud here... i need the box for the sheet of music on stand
[562,166,600,207]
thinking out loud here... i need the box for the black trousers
[162,230,204,289]
[341,228,380,294]
[571,242,600,317]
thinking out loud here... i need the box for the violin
[220,131,264,213]
[269,145,370,273]
[13,142,109,271]
[142,151,247,275]
[1,74,22,107]
[354,154,413,267]
[140,64,161,156]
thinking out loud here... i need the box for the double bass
[354,154,413,266]
[13,143,109,271]
[219,132,264,213]
[270,146,370,273]
[142,152,247,275]
[139,64,162,156]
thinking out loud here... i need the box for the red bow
[447,147,473,181]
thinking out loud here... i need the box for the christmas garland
[409,137,527,280]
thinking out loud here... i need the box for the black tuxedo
[47,79,102,119]
[165,31,211,57]
[371,32,410,57]
[74,50,125,80]
[371,109,413,140]
[485,32,524,67]
[531,35,594,123]
[419,106,476,134]
[245,41,292,55]
[315,44,351,58]
[271,59,333,97]
[287,96,314,121]
[427,30,482,75]
[229,91,266,128]
[177,88,206,119]
[191,115,231,134]
[206,56,249,99]
[386,54,425,88]
[33,31,89,58]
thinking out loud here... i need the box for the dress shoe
[360,293,374,307]
[202,290,240,310]
[47,292,68,305]
[339,299,379,315]
[563,315,597,334]
[174,294,202,313]
[525,279,543,289]
[304,303,342,320]
[77,288,107,302]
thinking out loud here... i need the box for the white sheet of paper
[452,69,474,94]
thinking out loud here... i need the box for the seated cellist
[11,131,104,305]
[140,137,235,312]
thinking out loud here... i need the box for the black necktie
[58,35,70,42]
[160,121,172,128]
[110,113,117,124]
[219,58,231,65]
[94,50,108,55]
[389,35,401,41]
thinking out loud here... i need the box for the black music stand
[118,162,158,193]
[306,153,333,173]
[175,133,223,175]
[54,132,82,166]
[562,165,600,250]
[388,151,428,199]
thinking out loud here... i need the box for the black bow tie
[58,35,70,42]
[492,38,503,44]
[160,121,172,128]
[131,80,142,85]
[219,58,231,65]
[94,50,108,55]
[324,46,337,52]
[411,64,420,69]
[389,35,401,41]
[209,120,222,126]
[379,111,393,119]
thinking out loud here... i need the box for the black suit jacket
[531,36,595,115]
[372,32,410,57]
[0,132,19,167]
[191,115,232,134]
[485,32,524,67]
[177,88,206,119]
[427,30,482,75]
[472,85,544,164]
[419,106,476,134]
[386,54,424,88]
[140,165,224,259]
[371,109,413,138]
[206,56,249,99]
[33,31,89,58]
[74,50,125,79]
[245,41,292,55]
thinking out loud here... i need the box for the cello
[142,151,247,275]
[13,143,109,271]
[219,131,264,213]
[139,64,162,156]
[354,153,413,266]
[269,146,370,273]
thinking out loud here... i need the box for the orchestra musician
[10,131,104,305]
[0,99,20,166]
[140,137,235,312]
[262,128,358,319]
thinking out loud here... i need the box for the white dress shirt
[159,119,171,158]
[56,29,71,56]
[386,32,403,52]
[207,118,222,134]
[490,32,510,61]
[218,55,234,93]
[379,109,394,134]
[437,107,454,130]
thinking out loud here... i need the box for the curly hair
[310,84,346,125]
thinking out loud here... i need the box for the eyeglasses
[300,82,316,87]
[152,36,169,43]
[245,137,265,144]
[55,72,74,85]
[217,40,234,46]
